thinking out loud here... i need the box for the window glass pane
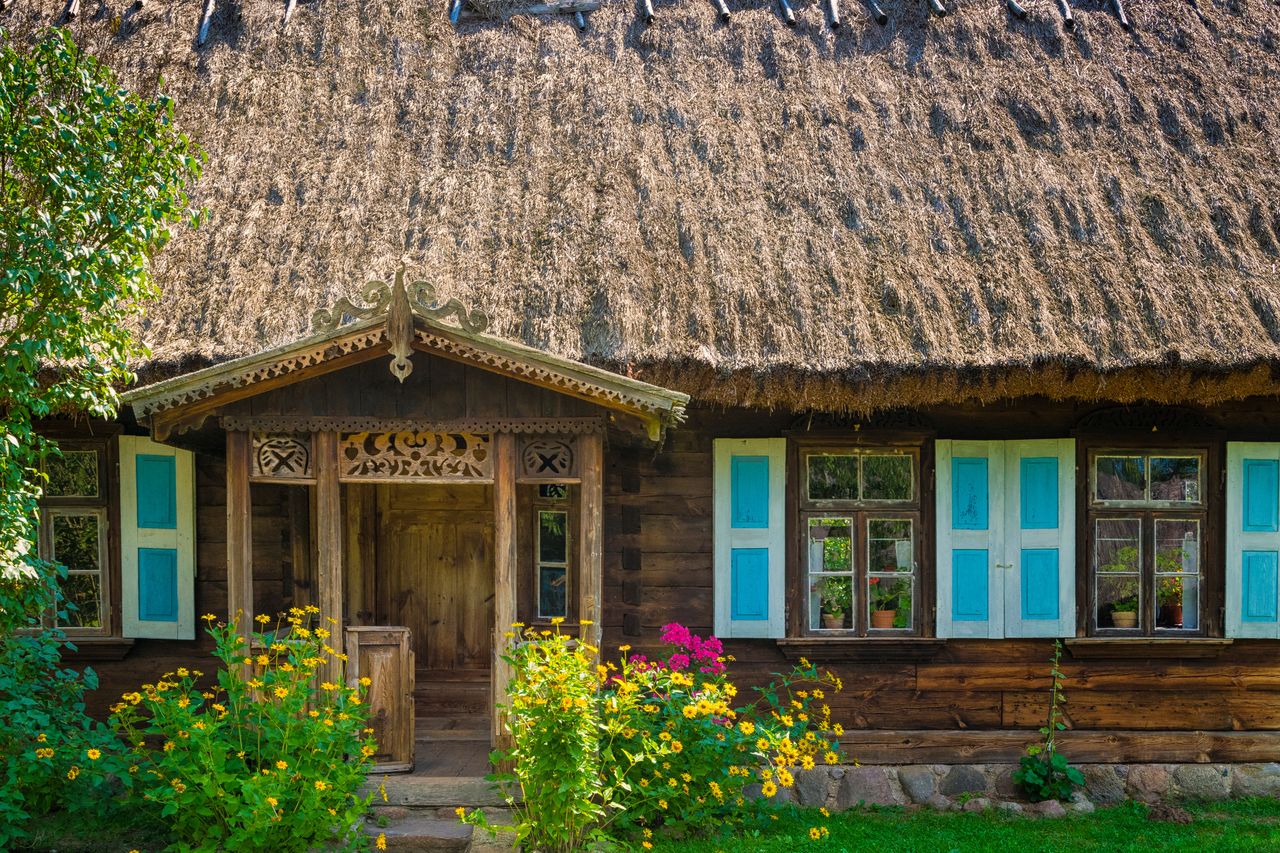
[869,576,912,630]
[1150,457,1201,503]
[807,455,859,502]
[538,567,567,619]
[538,484,568,500]
[1095,456,1145,502]
[1155,519,1200,630]
[51,514,102,574]
[861,455,913,502]
[59,574,103,628]
[44,451,99,498]
[867,519,913,573]
[1095,517,1140,630]
[808,517,853,630]
[538,511,567,564]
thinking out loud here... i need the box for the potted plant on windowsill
[1157,576,1184,628]
[817,576,852,630]
[1110,597,1139,629]
[869,577,910,630]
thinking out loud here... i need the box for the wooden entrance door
[375,484,495,673]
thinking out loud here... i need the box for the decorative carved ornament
[251,432,314,480]
[312,268,489,383]
[416,328,668,417]
[221,415,606,435]
[338,431,493,481]
[520,437,577,480]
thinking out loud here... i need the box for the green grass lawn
[650,799,1280,853]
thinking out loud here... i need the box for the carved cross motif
[520,437,577,480]
[310,266,491,383]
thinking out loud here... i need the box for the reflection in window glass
[1095,456,1145,502]
[862,455,913,502]
[51,513,104,628]
[537,511,569,619]
[1150,457,1201,504]
[867,519,912,573]
[807,456,859,502]
[44,451,99,498]
[808,518,853,630]
[1155,519,1199,630]
[1094,518,1140,630]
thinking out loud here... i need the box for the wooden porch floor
[411,716,491,777]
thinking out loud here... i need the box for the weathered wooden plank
[917,662,1280,692]
[838,730,1280,764]
[493,433,517,750]
[346,627,414,771]
[579,432,604,649]
[315,431,343,685]
[225,431,253,654]
[831,690,1004,730]
[1004,691,1280,731]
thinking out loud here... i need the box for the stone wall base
[770,763,1280,813]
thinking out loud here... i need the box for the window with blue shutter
[1228,443,1280,639]
[120,436,196,640]
[714,439,786,638]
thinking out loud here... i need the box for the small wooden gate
[346,626,415,772]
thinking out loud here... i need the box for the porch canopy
[124,270,688,746]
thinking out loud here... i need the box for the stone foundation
[771,763,1280,813]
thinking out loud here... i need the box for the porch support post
[315,430,344,685]
[578,431,604,651]
[226,430,254,659]
[492,432,518,749]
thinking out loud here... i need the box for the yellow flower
[257,655,270,666]
[739,721,755,736]
[375,834,387,850]
[360,676,372,687]
[671,740,683,753]
[455,806,466,818]
[321,682,338,691]
[274,687,289,698]
[256,613,272,624]
[761,780,778,797]
[202,613,216,621]
[315,780,328,791]
[820,807,830,817]
[658,799,668,810]
[824,751,840,765]
[36,733,47,743]
[276,760,288,770]
[67,766,80,781]
[86,749,101,761]
[177,667,190,677]
[267,796,278,808]
[163,741,175,752]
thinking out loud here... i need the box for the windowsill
[61,637,136,662]
[1064,638,1233,659]
[777,637,946,663]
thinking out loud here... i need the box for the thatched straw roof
[8,0,1280,411]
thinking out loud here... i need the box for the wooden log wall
[599,404,1280,763]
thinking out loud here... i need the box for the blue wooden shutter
[1003,440,1076,638]
[1227,443,1280,639]
[714,439,786,638]
[936,440,1005,638]
[120,436,196,639]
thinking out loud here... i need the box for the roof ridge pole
[827,0,841,28]
[63,0,79,20]
[865,0,887,24]
[640,0,654,24]
[1056,0,1074,29]
[197,0,216,44]
[449,0,463,25]
[712,0,730,23]
[778,0,796,26]
[1006,0,1027,19]
[926,0,946,17]
[282,0,298,28]
[1111,0,1130,29]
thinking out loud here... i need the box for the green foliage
[110,610,377,852]
[817,575,852,618]
[1013,640,1084,802]
[0,26,201,628]
[462,622,845,850]
[0,617,131,847]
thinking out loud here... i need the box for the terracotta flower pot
[870,609,896,629]
[1160,604,1183,628]
[821,614,844,630]
[1111,610,1138,629]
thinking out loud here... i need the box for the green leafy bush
[463,621,843,850]
[1013,640,1084,802]
[111,609,378,852]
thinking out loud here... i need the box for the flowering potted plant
[1157,576,1184,627]
[869,577,910,629]
[817,576,851,629]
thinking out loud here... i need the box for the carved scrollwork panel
[519,437,578,480]
[251,432,314,480]
[338,431,493,481]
